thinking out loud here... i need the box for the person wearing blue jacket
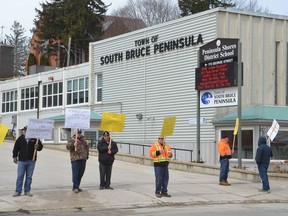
[255,136,273,192]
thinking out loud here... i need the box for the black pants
[99,163,113,188]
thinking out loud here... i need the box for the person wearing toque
[66,128,89,193]
[97,131,118,190]
[12,126,43,197]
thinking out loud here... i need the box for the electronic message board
[195,62,237,90]
[195,38,240,91]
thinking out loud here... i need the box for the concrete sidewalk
[1,141,288,213]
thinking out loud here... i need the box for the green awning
[47,111,102,121]
[215,105,288,122]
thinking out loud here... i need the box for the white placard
[26,119,54,139]
[64,108,91,129]
[267,119,280,141]
[200,87,238,108]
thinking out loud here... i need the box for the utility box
[11,115,17,124]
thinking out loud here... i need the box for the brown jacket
[66,135,89,161]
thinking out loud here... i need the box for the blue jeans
[71,160,86,190]
[219,159,229,181]
[154,166,169,194]
[258,164,270,190]
[16,160,36,193]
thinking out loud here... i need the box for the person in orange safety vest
[149,135,173,198]
[218,134,233,186]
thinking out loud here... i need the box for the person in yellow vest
[149,135,173,198]
[218,134,233,186]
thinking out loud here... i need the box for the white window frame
[95,74,102,103]
[1,90,17,113]
[66,77,89,105]
[42,82,63,108]
[20,86,38,111]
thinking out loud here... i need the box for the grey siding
[91,11,218,162]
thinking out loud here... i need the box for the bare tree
[111,0,180,26]
[233,0,270,13]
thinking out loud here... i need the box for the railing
[116,141,194,162]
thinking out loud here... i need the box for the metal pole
[237,41,242,168]
[37,80,42,119]
[67,37,71,67]
[57,43,60,68]
[196,49,201,162]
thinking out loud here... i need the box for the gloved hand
[34,144,39,149]
[13,157,18,164]
[156,150,161,156]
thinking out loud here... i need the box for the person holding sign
[12,126,43,197]
[149,135,173,198]
[255,136,273,193]
[218,134,232,186]
[97,131,118,190]
[66,129,89,193]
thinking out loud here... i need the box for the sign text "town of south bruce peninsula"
[100,34,203,65]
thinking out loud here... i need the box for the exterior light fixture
[136,113,143,120]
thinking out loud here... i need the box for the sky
[0,0,288,40]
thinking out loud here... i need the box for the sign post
[237,40,242,168]
[196,38,242,166]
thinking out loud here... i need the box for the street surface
[1,141,288,215]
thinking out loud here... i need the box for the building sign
[199,38,238,64]
[200,87,238,108]
[195,38,239,91]
[100,34,204,65]
[195,62,238,90]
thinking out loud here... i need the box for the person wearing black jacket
[97,131,118,190]
[255,136,273,192]
[12,126,43,197]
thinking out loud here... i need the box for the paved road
[1,141,288,215]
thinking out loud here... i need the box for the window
[66,77,89,105]
[270,131,288,160]
[20,87,39,110]
[42,82,63,108]
[275,41,280,105]
[96,74,102,102]
[85,130,103,149]
[2,90,17,113]
[60,128,71,141]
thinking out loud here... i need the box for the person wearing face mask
[149,135,173,198]
[66,129,89,193]
[97,131,118,190]
[12,126,43,197]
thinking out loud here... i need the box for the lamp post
[55,44,69,68]
[37,80,42,119]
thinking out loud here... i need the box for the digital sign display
[195,62,238,90]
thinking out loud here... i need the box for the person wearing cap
[255,136,273,193]
[97,131,118,190]
[12,126,43,197]
[218,134,233,186]
[66,129,89,193]
[149,135,173,198]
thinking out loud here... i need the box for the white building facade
[1,8,288,166]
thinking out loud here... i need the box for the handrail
[92,141,193,162]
